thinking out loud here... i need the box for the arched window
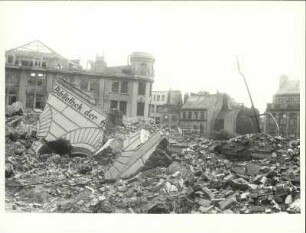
[140,63,147,76]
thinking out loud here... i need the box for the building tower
[129,52,155,78]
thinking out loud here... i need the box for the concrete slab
[123,129,150,151]
[104,131,166,180]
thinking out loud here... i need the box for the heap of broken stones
[5,102,300,214]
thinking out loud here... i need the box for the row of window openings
[275,97,299,104]
[150,105,165,114]
[6,93,18,105]
[269,114,298,126]
[5,90,45,109]
[110,100,145,116]
[6,73,50,86]
[60,76,98,93]
[270,118,298,126]
[26,93,45,109]
[7,56,71,70]
[181,111,207,120]
[8,73,146,96]
[29,74,99,93]
[110,100,127,115]
[139,63,154,76]
[79,79,98,93]
[7,73,45,86]
[7,56,48,68]
[7,56,73,69]
[28,73,46,87]
[6,74,19,85]
[163,115,178,122]
[111,81,128,94]
[274,113,298,118]
[111,81,146,95]
[153,95,166,101]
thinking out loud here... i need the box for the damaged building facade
[264,75,300,138]
[180,92,258,136]
[150,90,182,128]
[5,40,154,120]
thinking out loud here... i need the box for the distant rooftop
[182,93,225,110]
[277,75,300,95]
[131,52,155,60]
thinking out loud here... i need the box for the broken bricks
[218,195,237,210]
[5,102,301,216]
[228,178,250,191]
[6,101,24,117]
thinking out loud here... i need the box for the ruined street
[5,104,300,214]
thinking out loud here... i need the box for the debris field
[5,104,300,214]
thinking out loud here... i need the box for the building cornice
[5,65,154,83]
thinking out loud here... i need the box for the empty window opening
[119,101,127,115]
[110,100,118,109]
[137,102,145,116]
[138,82,146,95]
[120,81,128,94]
[112,81,119,93]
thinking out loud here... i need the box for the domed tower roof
[130,52,155,61]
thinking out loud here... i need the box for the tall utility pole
[236,56,261,133]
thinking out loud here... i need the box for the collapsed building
[180,92,259,136]
[5,40,155,120]
[264,75,300,138]
[4,43,301,214]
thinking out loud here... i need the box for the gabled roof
[277,79,300,95]
[6,40,62,57]
[217,108,240,119]
[6,40,82,68]
[182,93,225,110]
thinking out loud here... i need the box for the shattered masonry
[5,40,154,120]
[5,102,300,213]
[4,40,301,214]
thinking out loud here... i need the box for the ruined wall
[168,91,182,105]
[265,111,300,137]
[236,109,259,135]
[5,66,153,120]
[97,78,151,119]
[151,90,182,128]
[223,110,239,135]
[180,110,209,134]
[206,95,224,135]
[266,94,300,138]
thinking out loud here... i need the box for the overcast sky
[1,1,305,113]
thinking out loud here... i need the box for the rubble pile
[108,119,160,140]
[5,105,300,213]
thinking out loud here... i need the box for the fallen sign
[105,131,170,180]
[32,78,108,156]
